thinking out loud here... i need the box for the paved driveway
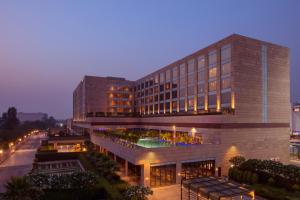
[0,134,44,193]
[149,184,181,200]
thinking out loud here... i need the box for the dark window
[172,91,177,99]
[160,94,164,101]
[222,92,231,105]
[154,95,158,102]
[149,80,154,86]
[145,81,149,88]
[141,83,144,89]
[160,84,164,92]
[165,92,170,100]
[209,94,217,106]
[159,103,164,111]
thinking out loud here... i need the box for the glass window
[166,92,170,100]
[188,97,194,111]
[160,85,164,92]
[165,102,170,111]
[222,92,231,105]
[179,88,185,97]
[209,67,217,79]
[209,50,217,66]
[180,99,185,111]
[197,96,205,108]
[160,94,164,101]
[172,90,177,99]
[198,70,205,82]
[172,101,177,111]
[197,56,205,70]
[160,72,165,83]
[209,81,217,91]
[180,64,185,77]
[221,44,231,63]
[172,67,178,80]
[155,75,159,84]
[188,74,195,85]
[165,82,171,90]
[198,83,205,94]
[222,78,231,89]
[180,77,186,88]
[166,69,171,81]
[221,62,231,75]
[159,103,164,111]
[188,85,194,96]
[209,94,217,106]
[188,59,195,73]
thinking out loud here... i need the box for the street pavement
[0,134,45,193]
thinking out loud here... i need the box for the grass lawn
[249,184,300,200]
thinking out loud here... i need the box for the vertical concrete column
[141,163,151,187]
[176,161,182,184]
[54,142,57,149]
[125,160,128,176]
[113,154,117,162]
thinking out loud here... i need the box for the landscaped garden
[94,129,202,148]
[228,156,300,200]
[1,140,153,200]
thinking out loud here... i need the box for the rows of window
[134,44,233,115]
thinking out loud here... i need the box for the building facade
[17,112,48,123]
[72,34,290,187]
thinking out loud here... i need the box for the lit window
[222,78,231,89]
[209,81,217,91]
[188,97,194,111]
[197,56,205,70]
[209,68,217,79]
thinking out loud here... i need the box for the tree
[3,176,43,200]
[229,156,246,167]
[2,107,20,130]
[124,186,153,200]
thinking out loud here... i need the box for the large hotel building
[73,34,290,187]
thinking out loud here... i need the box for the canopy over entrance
[181,176,255,200]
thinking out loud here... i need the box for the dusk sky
[0,0,299,119]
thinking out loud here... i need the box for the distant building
[17,112,48,123]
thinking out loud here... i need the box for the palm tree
[3,176,43,200]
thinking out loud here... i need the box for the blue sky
[0,0,299,119]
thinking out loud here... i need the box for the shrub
[124,186,153,200]
[229,156,246,167]
[267,177,275,186]
[251,173,258,184]
[292,184,300,192]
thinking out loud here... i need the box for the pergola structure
[181,177,255,200]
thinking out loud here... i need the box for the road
[0,134,45,193]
